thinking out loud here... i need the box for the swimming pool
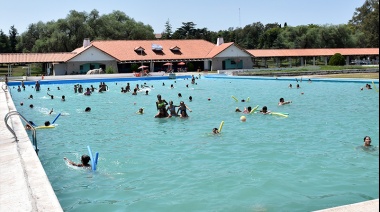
[10,75,379,211]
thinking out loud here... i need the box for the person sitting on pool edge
[278,98,292,106]
[64,155,91,168]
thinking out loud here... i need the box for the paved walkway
[0,75,378,211]
[0,82,62,211]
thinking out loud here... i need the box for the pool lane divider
[87,146,99,171]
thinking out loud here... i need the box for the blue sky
[0,0,363,34]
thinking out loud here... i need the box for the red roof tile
[0,53,75,63]
[84,40,218,62]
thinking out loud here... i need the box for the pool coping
[0,82,63,211]
[0,73,378,211]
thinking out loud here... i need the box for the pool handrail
[4,111,39,155]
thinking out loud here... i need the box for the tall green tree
[0,30,10,53]
[9,25,18,53]
[259,23,282,49]
[172,22,197,39]
[238,22,265,49]
[349,0,379,47]
[162,19,173,39]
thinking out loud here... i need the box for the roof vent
[83,38,91,48]
[216,37,224,46]
[170,46,181,51]
[152,44,163,51]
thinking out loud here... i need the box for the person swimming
[243,106,252,114]
[64,155,91,168]
[137,108,144,114]
[278,98,292,106]
[260,106,271,114]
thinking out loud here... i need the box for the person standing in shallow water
[155,94,169,118]
[35,81,41,91]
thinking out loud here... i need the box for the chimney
[216,37,224,46]
[83,38,91,48]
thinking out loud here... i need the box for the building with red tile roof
[248,48,379,67]
[0,37,378,75]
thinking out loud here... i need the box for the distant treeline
[0,0,378,53]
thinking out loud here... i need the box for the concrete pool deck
[0,73,378,211]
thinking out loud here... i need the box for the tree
[9,25,18,53]
[162,19,172,39]
[349,0,379,47]
[329,53,346,66]
[172,22,197,39]
[0,30,10,53]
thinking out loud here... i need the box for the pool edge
[0,82,63,212]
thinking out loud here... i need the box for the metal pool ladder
[4,111,39,155]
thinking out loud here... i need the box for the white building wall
[70,47,115,62]
[211,57,253,70]
[53,63,67,75]
[56,47,119,75]
[211,45,254,70]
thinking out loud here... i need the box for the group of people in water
[7,74,377,168]
[154,94,192,118]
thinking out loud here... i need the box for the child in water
[278,98,292,106]
[260,106,271,115]
[64,155,91,168]
[137,108,144,114]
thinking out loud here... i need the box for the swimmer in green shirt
[155,94,169,118]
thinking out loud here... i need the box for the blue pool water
[10,76,379,211]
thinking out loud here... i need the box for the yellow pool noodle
[372,81,379,92]
[250,105,260,114]
[219,121,225,132]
